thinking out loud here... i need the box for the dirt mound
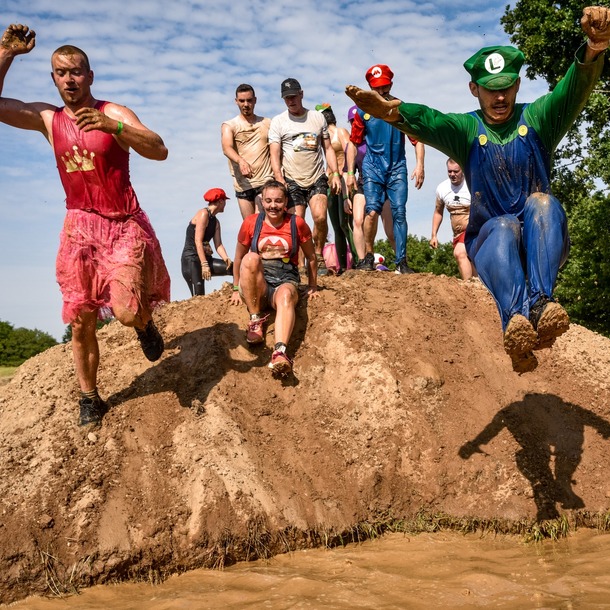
[1,273,609,603]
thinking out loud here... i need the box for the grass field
[0,367,17,386]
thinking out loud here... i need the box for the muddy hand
[1,24,36,55]
[74,107,116,133]
[582,6,610,50]
[345,86,401,122]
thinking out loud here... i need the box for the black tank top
[181,211,218,258]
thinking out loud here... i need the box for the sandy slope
[0,272,609,603]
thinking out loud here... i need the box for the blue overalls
[358,110,409,265]
[464,108,570,330]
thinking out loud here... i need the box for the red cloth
[52,101,140,219]
[238,213,312,266]
[56,209,170,324]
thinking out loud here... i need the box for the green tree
[374,236,459,277]
[0,320,57,367]
[502,0,610,336]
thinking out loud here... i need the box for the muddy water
[13,529,610,609]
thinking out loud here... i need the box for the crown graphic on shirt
[61,145,96,173]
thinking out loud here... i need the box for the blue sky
[0,0,549,340]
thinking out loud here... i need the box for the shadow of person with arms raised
[107,322,269,412]
[459,393,610,521]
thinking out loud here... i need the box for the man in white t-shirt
[430,158,475,280]
[269,78,341,274]
[221,83,273,218]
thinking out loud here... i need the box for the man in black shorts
[269,78,341,274]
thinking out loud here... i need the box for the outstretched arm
[0,24,53,135]
[345,86,402,123]
[582,6,610,60]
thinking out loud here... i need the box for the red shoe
[246,314,268,344]
[268,350,293,376]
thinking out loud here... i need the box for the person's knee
[525,192,562,221]
[494,215,521,239]
[275,284,298,308]
[71,313,97,342]
[241,251,262,272]
[114,305,139,327]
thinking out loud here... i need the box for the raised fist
[582,6,610,51]
[1,24,36,55]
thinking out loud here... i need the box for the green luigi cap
[463,45,525,90]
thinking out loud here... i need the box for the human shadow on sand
[458,393,610,521]
[107,293,311,410]
[106,322,268,411]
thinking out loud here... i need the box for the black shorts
[262,259,300,303]
[286,175,329,209]
[235,186,263,202]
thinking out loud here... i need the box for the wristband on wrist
[115,121,124,136]
[233,285,239,292]
[332,171,340,177]
[347,170,355,175]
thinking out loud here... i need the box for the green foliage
[502,0,610,337]
[0,320,58,367]
[555,194,610,335]
[374,236,459,277]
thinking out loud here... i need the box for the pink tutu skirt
[56,209,170,324]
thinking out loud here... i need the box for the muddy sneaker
[503,314,539,373]
[529,298,570,350]
[395,259,415,275]
[79,395,109,427]
[246,314,268,344]
[135,320,164,361]
[354,252,375,271]
[316,254,328,277]
[268,350,293,376]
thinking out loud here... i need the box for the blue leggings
[467,193,569,330]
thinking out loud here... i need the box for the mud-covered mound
[0,272,609,604]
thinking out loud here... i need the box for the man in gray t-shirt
[269,78,341,273]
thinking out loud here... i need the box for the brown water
[13,529,610,609]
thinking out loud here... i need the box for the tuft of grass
[40,547,93,598]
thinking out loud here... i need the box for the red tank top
[52,101,140,218]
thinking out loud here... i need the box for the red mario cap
[365,64,393,88]
[203,188,229,203]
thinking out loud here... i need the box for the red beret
[203,188,229,203]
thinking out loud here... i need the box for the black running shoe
[354,252,375,271]
[135,320,165,361]
[79,395,109,427]
[395,259,415,274]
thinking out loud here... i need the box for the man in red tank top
[0,24,171,427]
